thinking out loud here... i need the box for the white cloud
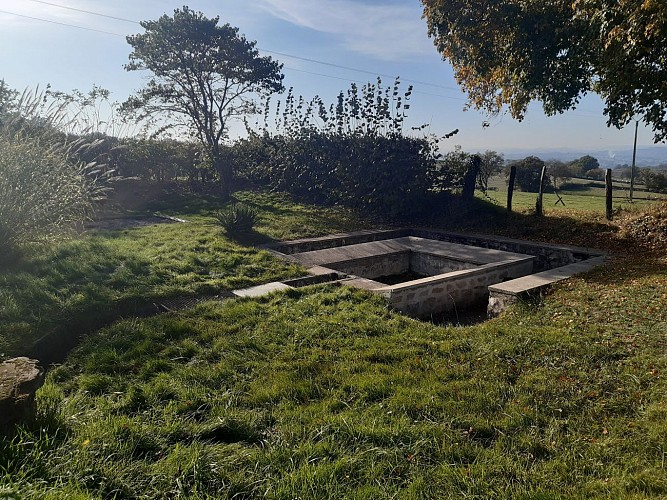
[256,0,434,61]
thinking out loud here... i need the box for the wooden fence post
[536,165,547,216]
[605,168,613,220]
[507,165,517,213]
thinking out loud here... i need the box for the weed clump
[214,204,259,234]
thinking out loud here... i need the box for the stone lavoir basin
[259,229,606,320]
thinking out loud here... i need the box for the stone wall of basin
[380,258,535,318]
[411,252,477,276]
[266,229,601,273]
[327,251,411,279]
[272,229,409,255]
[326,250,480,282]
[411,229,592,272]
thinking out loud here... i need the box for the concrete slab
[487,256,607,316]
[290,239,410,267]
[232,282,293,298]
[401,237,529,264]
[340,277,388,291]
[290,237,529,268]
[488,256,607,295]
[307,265,345,276]
[265,229,408,255]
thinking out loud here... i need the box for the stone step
[487,256,607,315]
[232,282,293,298]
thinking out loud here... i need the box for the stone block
[0,357,45,429]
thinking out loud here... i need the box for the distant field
[482,175,667,212]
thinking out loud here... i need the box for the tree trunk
[214,155,232,201]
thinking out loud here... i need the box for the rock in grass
[0,357,45,429]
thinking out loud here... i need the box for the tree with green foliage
[421,0,667,142]
[477,150,504,192]
[569,155,600,176]
[547,160,574,189]
[508,156,546,192]
[124,6,284,199]
[643,170,667,193]
[585,167,606,181]
[433,146,470,193]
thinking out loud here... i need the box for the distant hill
[495,146,667,168]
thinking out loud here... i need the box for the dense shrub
[235,131,441,218]
[508,156,547,192]
[68,135,209,182]
[44,86,211,183]
[115,138,207,181]
[234,79,458,219]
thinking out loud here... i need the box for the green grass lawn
[2,260,666,498]
[0,191,372,359]
[2,187,666,498]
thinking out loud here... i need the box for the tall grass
[0,87,110,257]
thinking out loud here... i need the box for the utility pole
[629,120,639,202]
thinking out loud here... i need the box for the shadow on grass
[0,248,23,273]
[239,195,358,223]
[435,198,667,284]
[101,179,229,218]
[559,181,601,192]
[223,229,276,247]
[582,255,667,287]
[437,197,612,238]
[235,191,386,234]
[144,192,228,217]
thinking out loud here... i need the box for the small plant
[214,204,259,234]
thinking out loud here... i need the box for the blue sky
[0,0,658,156]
